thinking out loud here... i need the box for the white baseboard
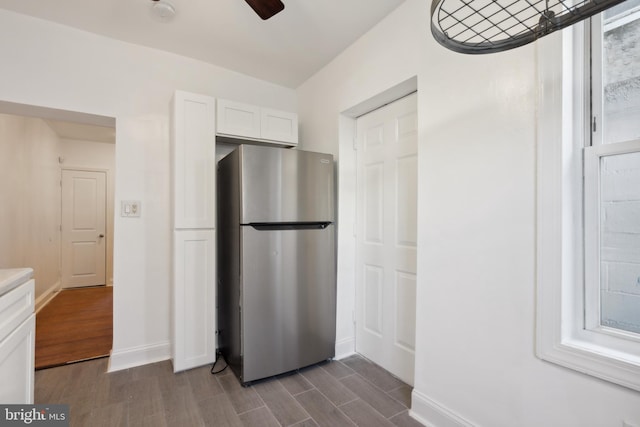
[108,341,171,372]
[35,281,61,314]
[411,389,476,427]
[335,336,356,360]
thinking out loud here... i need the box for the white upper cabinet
[216,99,261,140]
[171,91,216,229]
[217,99,298,146]
[260,107,298,145]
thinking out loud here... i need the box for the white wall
[0,114,61,302]
[0,8,296,371]
[297,0,421,358]
[60,138,115,286]
[296,0,640,425]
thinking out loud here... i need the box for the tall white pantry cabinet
[170,91,217,372]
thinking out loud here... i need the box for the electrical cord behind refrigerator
[210,350,228,375]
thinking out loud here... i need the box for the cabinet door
[260,108,299,145]
[216,99,261,140]
[171,91,216,229]
[172,229,216,372]
[0,279,34,338]
[0,315,35,404]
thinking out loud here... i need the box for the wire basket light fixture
[430,0,628,53]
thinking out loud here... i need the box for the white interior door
[355,93,417,385]
[61,169,107,288]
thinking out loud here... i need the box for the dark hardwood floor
[35,286,113,369]
[35,355,423,427]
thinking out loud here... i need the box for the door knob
[99,234,105,238]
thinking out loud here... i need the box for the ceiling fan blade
[244,0,284,20]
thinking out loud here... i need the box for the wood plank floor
[35,355,424,427]
[35,286,113,369]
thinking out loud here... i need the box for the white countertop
[0,268,34,298]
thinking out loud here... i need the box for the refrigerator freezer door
[240,145,334,224]
[240,224,336,383]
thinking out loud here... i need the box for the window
[584,3,640,347]
[536,5,640,391]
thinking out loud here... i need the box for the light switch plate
[121,200,141,217]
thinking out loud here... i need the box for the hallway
[36,286,112,369]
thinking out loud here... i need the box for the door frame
[60,166,112,288]
[334,76,419,364]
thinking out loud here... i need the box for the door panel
[260,108,299,144]
[61,170,106,288]
[365,162,384,243]
[216,99,261,139]
[71,242,97,275]
[172,229,216,372]
[364,265,383,336]
[396,156,418,246]
[395,272,417,351]
[356,93,417,385]
[172,91,217,229]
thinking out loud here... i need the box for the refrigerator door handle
[247,222,332,231]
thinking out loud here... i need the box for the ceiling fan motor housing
[150,0,176,23]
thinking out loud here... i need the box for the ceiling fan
[244,0,285,20]
[149,0,284,21]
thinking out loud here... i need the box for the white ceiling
[45,120,115,144]
[0,0,406,88]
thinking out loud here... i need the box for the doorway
[355,92,418,385]
[0,102,116,301]
[0,102,116,369]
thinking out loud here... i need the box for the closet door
[355,93,417,385]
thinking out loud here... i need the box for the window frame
[584,141,640,344]
[536,18,640,392]
[584,10,640,345]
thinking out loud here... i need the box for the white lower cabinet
[0,278,35,403]
[172,230,216,372]
[0,315,35,403]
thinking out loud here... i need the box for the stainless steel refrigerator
[217,145,336,385]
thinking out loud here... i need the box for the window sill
[537,335,640,391]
